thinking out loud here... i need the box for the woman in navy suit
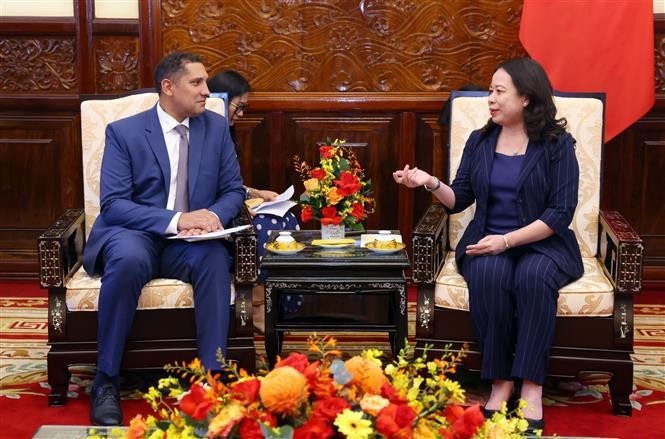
[393,58,583,432]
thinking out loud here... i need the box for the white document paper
[252,185,297,217]
[167,224,252,242]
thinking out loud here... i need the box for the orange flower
[375,403,417,439]
[444,404,484,439]
[127,415,148,439]
[276,352,310,373]
[259,366,309,415]
[231,378,260,405]
[344,356,387,394]
[179,382,215,421]
[326,186,344,205]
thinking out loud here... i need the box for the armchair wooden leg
[609,362,633,416]
[47,353,70,406]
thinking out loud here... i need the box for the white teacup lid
[377,230,392,241]
[276,231,295,242]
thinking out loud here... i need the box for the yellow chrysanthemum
[334,409,373,439]
[442,378,465,404]
[259,365,309,415]
[345,355,387,394]
[413,419,437,439]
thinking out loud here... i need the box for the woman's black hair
[483,57,567,141]
[207,70,251,102]
[207,70,251,147]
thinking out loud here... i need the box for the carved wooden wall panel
[0,37,77,92]
[93,36,140,93]
[160,0,525,92]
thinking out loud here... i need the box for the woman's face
[488,68,528,128]
[228,92,249,126]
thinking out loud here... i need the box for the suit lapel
[145,107,171,196]
[478,127,499,204]
[187,116,204,199]
[516,140,545,192]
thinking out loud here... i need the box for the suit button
[517,199,523,203]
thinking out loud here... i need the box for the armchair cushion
[434,254,613,317]
[65,266,236,311]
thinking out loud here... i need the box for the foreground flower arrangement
[293,139,375,229]
[122,336,532,438]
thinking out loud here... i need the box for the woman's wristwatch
[424,177,441,192]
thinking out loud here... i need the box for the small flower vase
[320,223,345,240]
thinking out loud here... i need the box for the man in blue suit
[83,52,245,425]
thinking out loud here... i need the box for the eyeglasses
[230,102,249,112]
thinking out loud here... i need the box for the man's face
[161,62,210,121]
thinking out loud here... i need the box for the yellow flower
[326,186,344,204]
[303,178,319,192]
[359,394,390,416]
[334,409,373,439]
[414,419,437,439]
[259,365,309,415]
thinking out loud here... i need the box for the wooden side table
[260,230,410,365]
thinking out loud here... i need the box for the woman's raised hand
[392,165,433,188]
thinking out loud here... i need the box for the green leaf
[338,158,350,171]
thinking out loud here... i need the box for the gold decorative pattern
[0,38,76,92]
[95,37,139,93]
[160,0,525,92]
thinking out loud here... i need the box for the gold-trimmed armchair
[412,91,642,416]
[38,92,257,406]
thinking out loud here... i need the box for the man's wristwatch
[424,177,441,192]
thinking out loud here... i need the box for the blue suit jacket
[83,105,245,274]
[449,125,584,279]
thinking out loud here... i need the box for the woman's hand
[255,189,279,201]
[466,234,508,256]
[392,165,435,188]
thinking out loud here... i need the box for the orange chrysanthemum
[344,356,387,395]
[259,366,309,415]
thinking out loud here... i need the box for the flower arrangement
[293,139,375,230]
[123,336,532,438]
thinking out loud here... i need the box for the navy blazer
[449,125,584,279]
[83,105,245,274]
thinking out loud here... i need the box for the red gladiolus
[320,206,343,225]
[375,403,417,439]
[444,404,484,439]
[301,205,314,223]
[312,396,351,422]
[238,410,278,439]
[231,378,260,405]
[179,383,215,421]
[294,417,335,439]
[276,352,310,374]
[334,171,361,196]
[380,382,407,404]
[310,168,326,180]
[319,145,334,158]
[350,202,365,220]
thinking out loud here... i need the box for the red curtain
[519,0,655,141]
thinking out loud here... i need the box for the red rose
[375,403,417,439]
[301,205,314,223]
[231,378,260,404]
[319,145,333,158]
[380,382,407,404]
[237,417,264,439]
[320,206,343,225]
[350,202,365,220]
[179,383,215,421]
[446,404,484,439]
[310,168,326,180]
[276,352,310,373]
[334,171,361,196]
[312,396,351,422]
[294,417,334,439]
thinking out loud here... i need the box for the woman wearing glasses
[208,71,301,331]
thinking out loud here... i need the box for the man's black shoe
[90,382,123,426]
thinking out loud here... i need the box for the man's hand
[466,235,507,256]
[177,209,223,236]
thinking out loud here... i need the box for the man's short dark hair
[154,52,204,94]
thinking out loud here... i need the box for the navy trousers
[96,229,232,375]
[462,248,572,384]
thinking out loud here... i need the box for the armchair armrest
[38,209,85,289]
[231,205,258,283]
[598,210,643,294]
[412,204,449,284]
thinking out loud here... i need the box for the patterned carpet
[1,284,664,438]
